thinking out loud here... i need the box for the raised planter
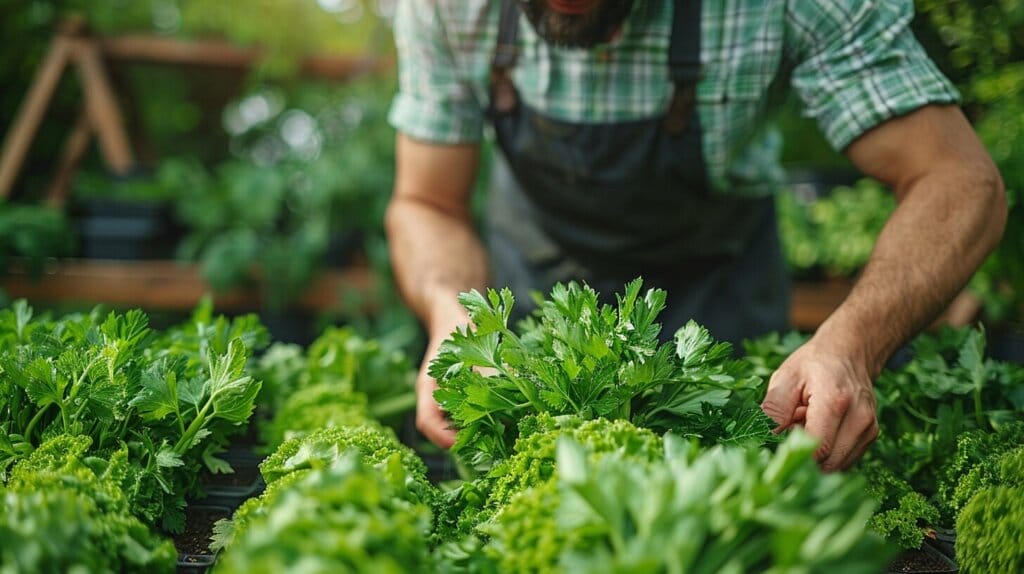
[173,504,230,573]
[886,542,958,574]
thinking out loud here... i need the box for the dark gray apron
[485,0,789,344]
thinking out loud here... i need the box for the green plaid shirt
[389,0,959,194]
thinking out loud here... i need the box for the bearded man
[384,0,1007,470]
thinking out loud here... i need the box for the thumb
[761,373,804,431]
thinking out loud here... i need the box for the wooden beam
[98,35,392,79]
[0,36,72,198]
[45,111,93,207]
[2,259,375,313]
[74,39,134,174]
[790,280,852,331]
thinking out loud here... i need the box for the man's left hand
[760,340,879,472]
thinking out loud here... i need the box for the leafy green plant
[0,300,265,531]
[0,203,74,279]
[484,431,890,574]
[213,451,434,574]
[956,484,1024,574]
[0,434,176,573]
[259,382,372,448]
[434,414,664,544]
[255,325,416,446]
[776,179,895,278]
[168,77,399,311]
[430,279,773,469]
[741,330,809,379]
[859,461,940,550]
[259,424,430,489]
[935,423,1024,521]
[869,326,1024,494]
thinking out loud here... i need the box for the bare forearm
[385,197,488,333]
[814,167,1006,376]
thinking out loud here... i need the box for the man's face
[518,0,635,49]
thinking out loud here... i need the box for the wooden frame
[0,20,392,313]
[2,259,375,313]
[0,19,388,202]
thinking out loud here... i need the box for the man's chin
[546,0,599,16]
[520,0,634,49]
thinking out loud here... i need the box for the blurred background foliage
[0,0,1021,350]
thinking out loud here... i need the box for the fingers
[820,397,878,472]
[792,405,808,424]
[806,386,878,472]
[417,399,457,449]
[416,373,457,449]
[802,388,848,464]
[761,371,804,431]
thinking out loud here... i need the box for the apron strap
[489,0,702,127]
[664,0,702,133]
[490,0,522,114]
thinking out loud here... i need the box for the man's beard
[518,0,636,49]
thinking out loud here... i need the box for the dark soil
[199,464,260,488]
[173,507,229,556]
[887,548,955,573]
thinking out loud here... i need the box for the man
[385,0,1007,471]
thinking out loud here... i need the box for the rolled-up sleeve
[785,0,960,151]
[389,0,484,144]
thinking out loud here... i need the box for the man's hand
[414,297,472,449]
[761,104,1004,471]
[386,135,487,448]
[761,338,879,472]
[415,358,456,449]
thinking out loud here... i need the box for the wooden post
[45,112,93,208]
[0,36,72,198]
[74,39,134,175]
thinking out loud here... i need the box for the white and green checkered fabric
[389,0,959,194]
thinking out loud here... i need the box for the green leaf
[207,338,261,423]
[675,321,714,367]
[556,437,589,485]
[156,447,184,468]
[23,357,64,408]
[12,299,32,341]
[458,288,514,335]
[178,375,207,408]
[203,449,234,475]
[130,366,180,422]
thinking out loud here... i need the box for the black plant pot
[173,504,231,573]
[74,198,180,260]
[926,528,957,561]
[886,542,958,574]
[198,448,266,510]
[989,328,1024,364]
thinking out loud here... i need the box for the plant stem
[973,386,985,429]
[174,399,212,454]
[368,392,417,419]
[23,405,51,442]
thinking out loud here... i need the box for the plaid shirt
[389,0,959,194]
